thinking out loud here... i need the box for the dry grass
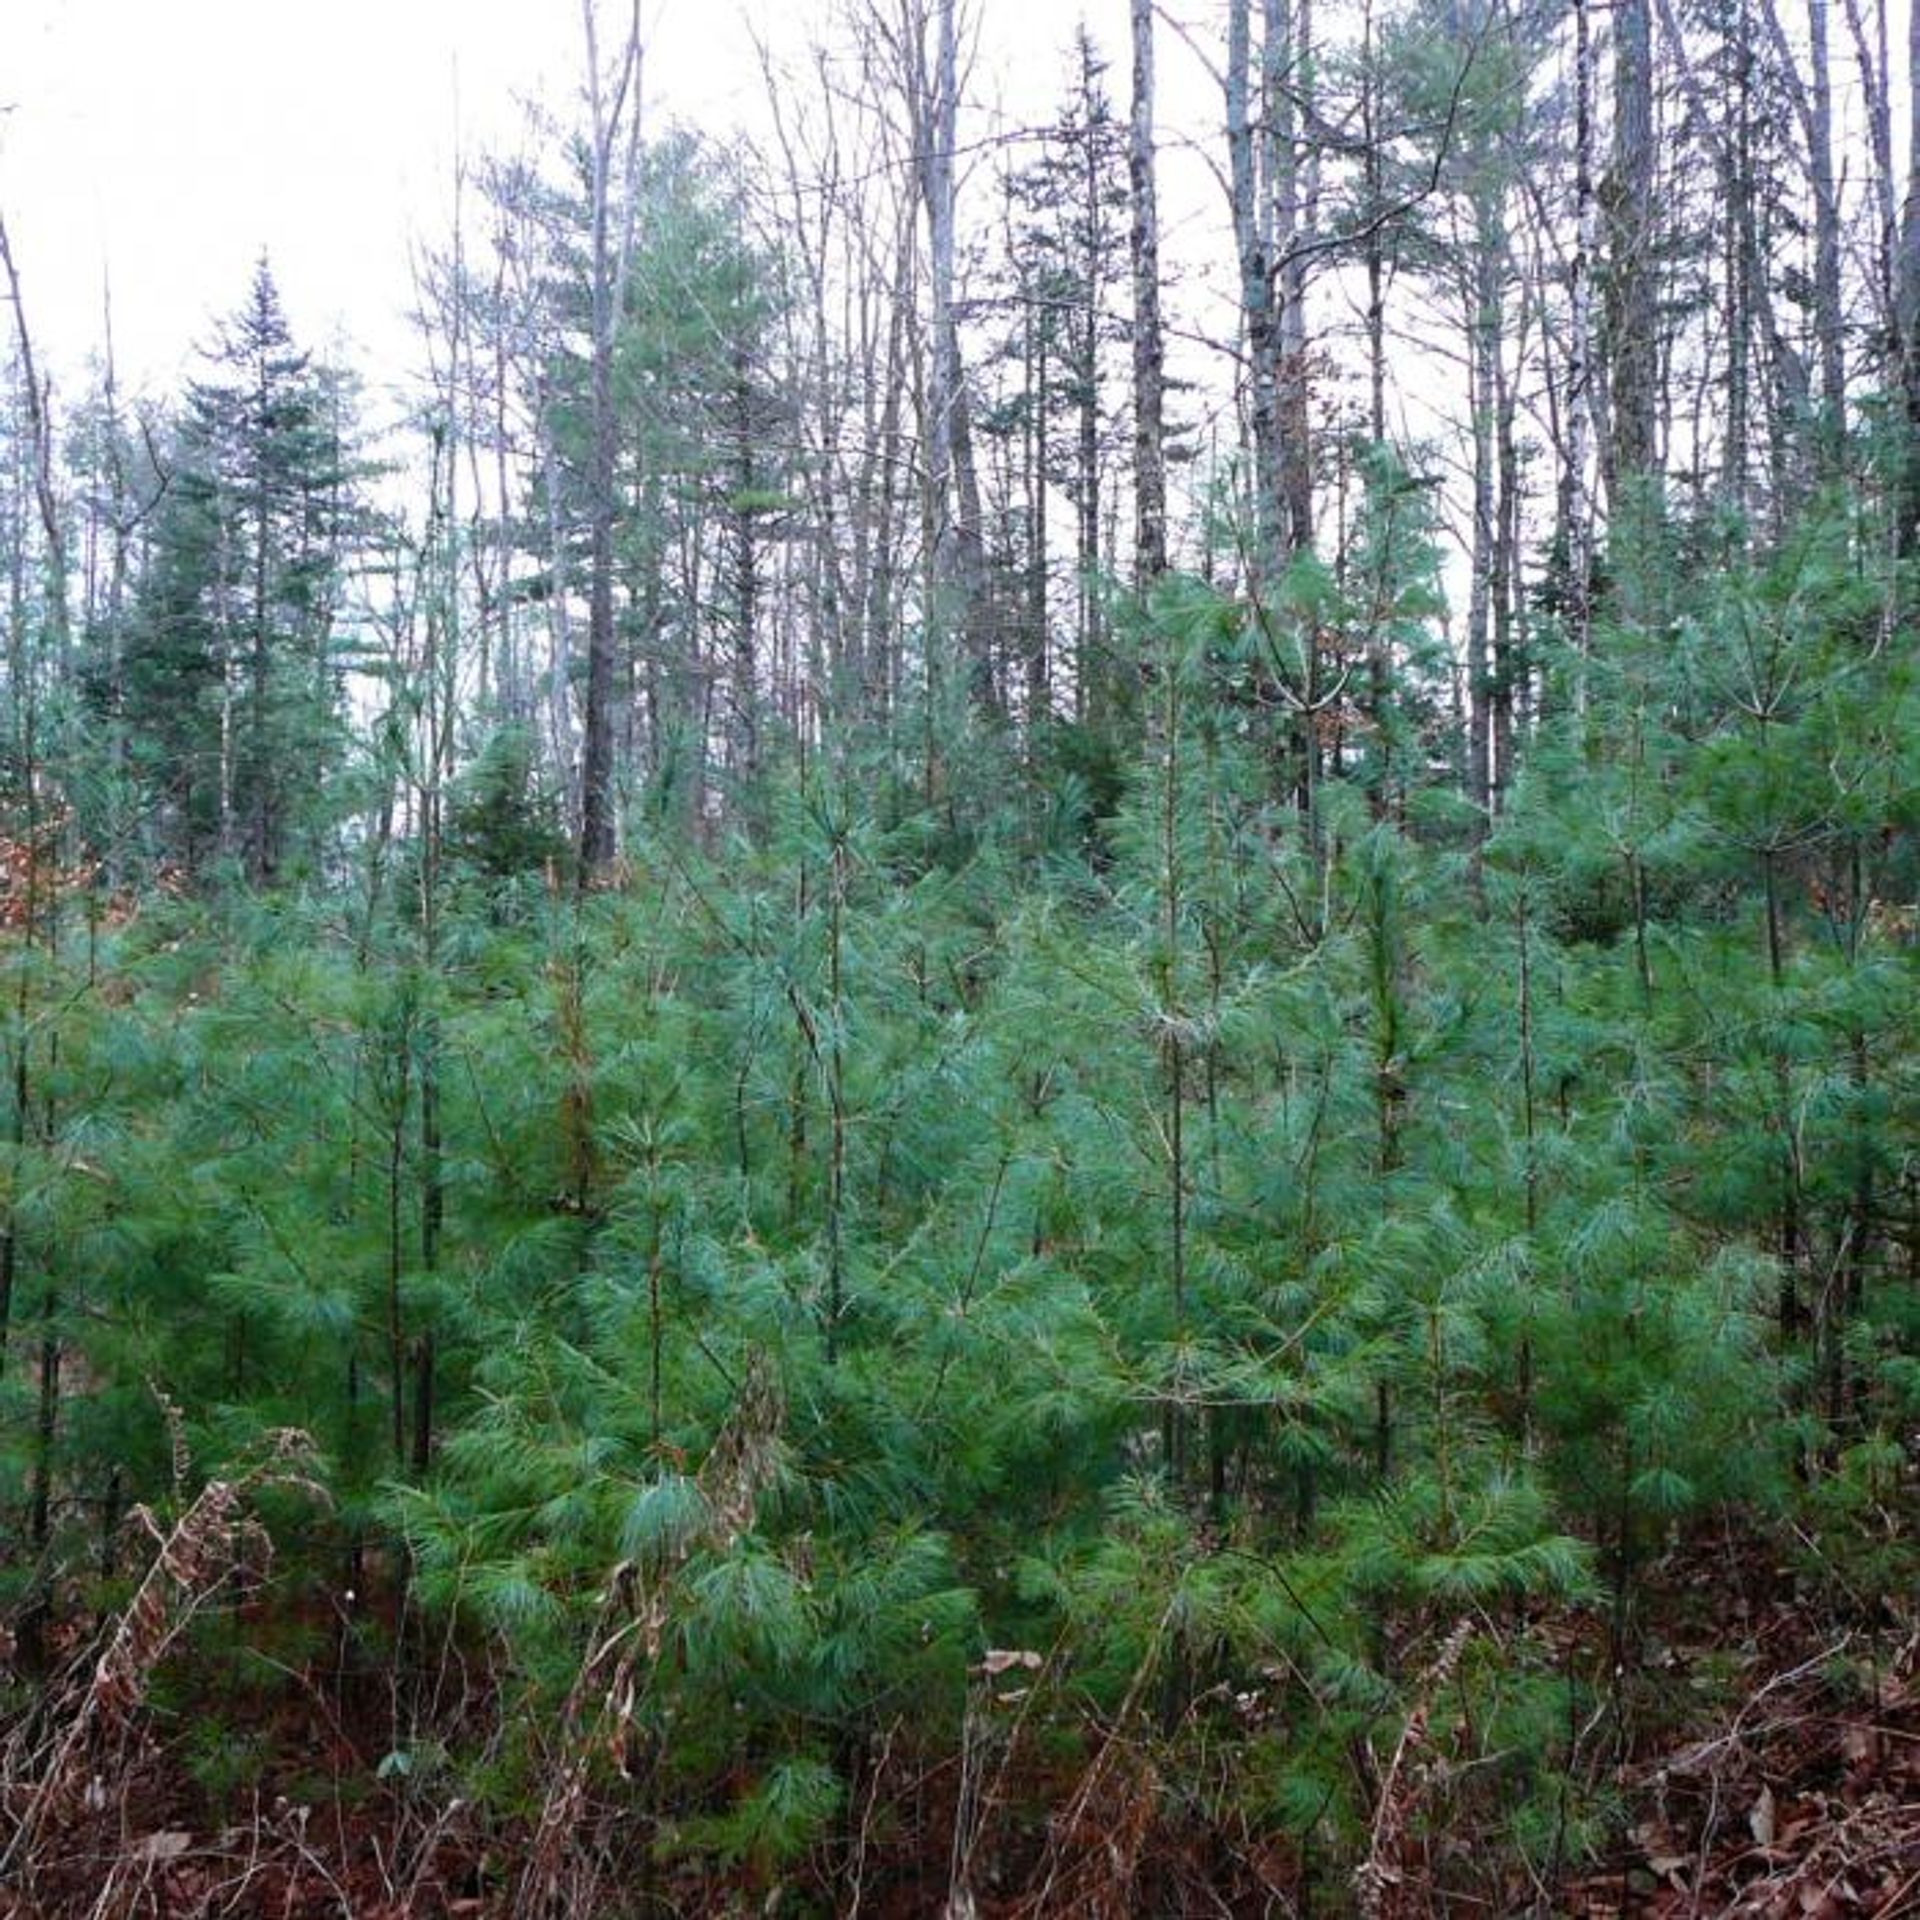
[515,1351,785,1918]
[1352,1617,1476,1920]
[0,1423,324,1897]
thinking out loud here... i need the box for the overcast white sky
[7,0,1891,587]
[0,0,1226,406]
[0,1,739,390]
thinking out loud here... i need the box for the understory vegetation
[1,505,1917,1912]
[3,0,1920,1909]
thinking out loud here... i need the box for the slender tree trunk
[1273,0,1313,558]
[1465,226,1499,821]
[0,955,27,1379]
[1491,317,1519,798]
[1605,0,1657,505]
[1129,0,1168,585]
[577,0,643,881]
[1762,844,1803,1337]
[1227,0,1282,582]
[1653,0,1805,517]
[96,287,146,886]
[249,346,273,883]
[1160,631,1186,1485]
[1517,886,1539,1436]
[1025,289,1050,727]
[1839,0,1894,335]
[1726,5,1754,504]
[1361,0,1387,449]
[413,441,451,1481]
[731,348,761,781]
[388,1037,412,1469]
[948,337,992,702]
[1807,0,1845,436]
[0,214,58,1384]
[1898,0,1920,550]
[1558,0,1598,696]
[1074,95,1102,717]
[826,830,848,1362]
[913,0,990,704]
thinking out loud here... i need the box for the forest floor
[1559,1555,1920,1918]
[4,1529,1920,1917]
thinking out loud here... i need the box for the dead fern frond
[516,1351,785,1918]
[1354,1616,1476,1920]
[149,1380,192,1497]
[1018,1599,1175,1920]
[0,1428,325,1890]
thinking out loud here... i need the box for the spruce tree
[123,261,361,884]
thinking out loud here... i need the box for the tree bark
[1227,0,1283,582]
[1466,226,1499,819]
[1272,0,1313,557]
[912,0,992,707]
[1807,0,1846,430]
[1129,0,1168,585]
[1558,0,1598,685]
[1605,0,1657,499]
[577,0,643,882]
[1897,0,1920,550]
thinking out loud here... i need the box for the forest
[1,0,1918,1911]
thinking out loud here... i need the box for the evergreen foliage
[2,13,1919,1910]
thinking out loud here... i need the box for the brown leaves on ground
[0,1804,494,1920]
[1567,1595,1920,1916]
[10,1517,1920,1917]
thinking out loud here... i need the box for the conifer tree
[123,261,361,882]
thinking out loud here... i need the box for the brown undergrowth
[5,1514,1919,1917]
[1560,1549,1920,1918]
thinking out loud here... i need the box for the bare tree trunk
[874,212,915,715]
[731,349,761,780]
[1273,0,1313,558]
[1807,0,1845,431]
[1898,0,1920,551]
[910,0,991,707]
[1491,309,1520,800]
[1025,281,1050,725]
[1750,0,1845,448]
[1558,0,1598,692]
[1466,231,1497,820]
[948,335,992,703]
[1072,40,1108,714]
[1840,0,1895,331]
[0,215,68,657]
[577,0,643,882]
[1652,0,1806,519]
[1361,0,1387,449]
[1129,0,1168,585]
[0,214,59,1387]
[413,424,456,1480]
[1605,0,1657,500]
[1227,0,1283,582]
[922,0,957,579]
[1726,1,1754,504]
[99,294,133,877]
